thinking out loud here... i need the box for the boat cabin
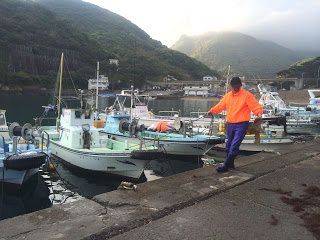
[258,84,286,110]
[59,108,100,149]
[0,110,9,139]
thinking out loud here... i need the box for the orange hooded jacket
[209,88,263,123]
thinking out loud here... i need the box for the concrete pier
[0,139,319,239]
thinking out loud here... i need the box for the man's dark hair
[229,77,242,87]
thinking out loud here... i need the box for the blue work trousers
[225,121,249,156]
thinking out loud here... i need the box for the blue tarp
[44,104,57,114]
[207,94,223,99]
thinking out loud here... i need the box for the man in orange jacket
[208,77,263,172]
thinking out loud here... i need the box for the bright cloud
[83,0,320,52]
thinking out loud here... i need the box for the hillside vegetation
[33,0,219,87]
[171,32,300,78]
[0,0,218,90]
[0,0,114,88]
[277,56,320,79]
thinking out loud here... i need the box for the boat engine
[119,119,145,137]
[9,122,42,142]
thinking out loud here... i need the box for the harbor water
[0,94,230,220]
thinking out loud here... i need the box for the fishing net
[247,118,262,144]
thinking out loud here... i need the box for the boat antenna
[57,52,64,130]
[95,62,99,120]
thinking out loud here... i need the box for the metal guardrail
[41,131,50,153]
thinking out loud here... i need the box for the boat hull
[49,141,151,180]
[267,123,320,135]
[99,132,221,160]
[0,168,38,188]
[0,150,48,189]
[211,137,294,152]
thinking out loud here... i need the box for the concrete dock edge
[0,139,319,240]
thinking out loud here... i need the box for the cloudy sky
[84,0,320,53]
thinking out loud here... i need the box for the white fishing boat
[258,84,320,119]
[98,89,177,128]
[37,54,162,180]
[40,108,161,180]
[307,89,320,110]
[198,119,296,153]
[258,84,320,134]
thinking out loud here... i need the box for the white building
[163,75,177,82]
[109,59,119,66]
[184,86,210,97]
[88,75,109,91]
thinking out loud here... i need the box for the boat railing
[189,111,208,119]
[158,110,180,118]
[288,102,308,109]
[41,131,50,153]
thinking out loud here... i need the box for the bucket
[4,143,9,152]
[0,139,9,152]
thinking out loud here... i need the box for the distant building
[183,86,209,97]
[88,75,109,91]
[163,75,177,82]
[109,59,119,66]
[203,76,217,81]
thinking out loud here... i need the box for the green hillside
[277,56,320,79]
[0,0,114,88]
[33,0,219,87]
[171,32,300,78]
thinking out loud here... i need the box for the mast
[225,65,230,95]
[57,52,64,130]
[130,84,134,120]
[95,62,99,110]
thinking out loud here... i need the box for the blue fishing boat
[0,113,49,188]
[96,93,224,160]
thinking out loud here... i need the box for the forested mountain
[0,0,116,88]
[277,56,320,79]
[34,0,219,86]
[171,32,301,78]
[0,0,218,90]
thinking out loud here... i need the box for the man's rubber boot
[228,155,236,169]
[216,155,236,172]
